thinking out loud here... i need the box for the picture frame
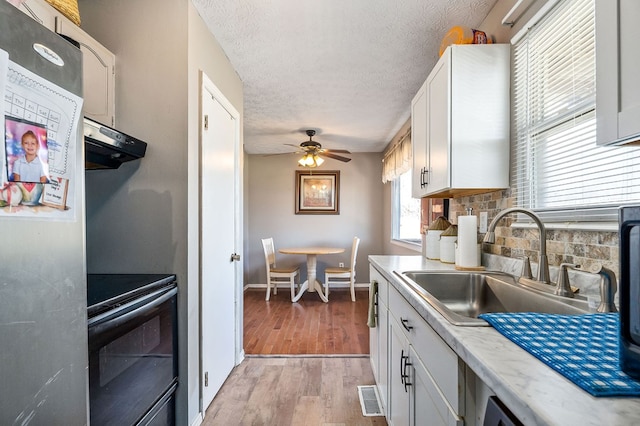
[4,116,50,184]
[295,170,339,214]
[41,177,69,210]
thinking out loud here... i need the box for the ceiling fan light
[315,155,324,166]
[304,155,315,166]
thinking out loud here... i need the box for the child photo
[5,117,49,183]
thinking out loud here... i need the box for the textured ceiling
[191,0,497,155]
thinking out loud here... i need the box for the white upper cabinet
[56,16,116,127]
[596,0,640,146]
[17,0,116,127]
[412,44,510,198]
[17,0,57,29]
[411,81,428,198]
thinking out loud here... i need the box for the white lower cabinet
[389,314,410,426]
[372,262,467,425]
[411,346,463,426]
[389,314,460,426]
[370,266,389,414]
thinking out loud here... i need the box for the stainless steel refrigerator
[0,1,88,424]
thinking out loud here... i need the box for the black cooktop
[87,274,176,317]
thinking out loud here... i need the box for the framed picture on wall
[295,170,340,214]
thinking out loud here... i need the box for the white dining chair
[261,237,300,301]
[324,236,360,301]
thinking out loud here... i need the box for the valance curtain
[382,130,411,183]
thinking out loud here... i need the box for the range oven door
[88,286,178,426]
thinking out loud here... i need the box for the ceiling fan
[286,130,352,167]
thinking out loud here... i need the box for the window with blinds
[512,0,640,222]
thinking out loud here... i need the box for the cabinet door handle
[401,350,412,392]
[400,349,406,385]
[420,167,429,188]
[401,318,413,332]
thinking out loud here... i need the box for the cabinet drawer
[389,285,464,414]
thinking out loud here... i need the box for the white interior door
[200,73,240,410]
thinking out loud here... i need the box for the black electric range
[87,274,177,319]
[86,273,178,426]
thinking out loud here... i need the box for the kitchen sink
[396,271,591,326]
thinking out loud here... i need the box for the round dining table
[278,247,345,302]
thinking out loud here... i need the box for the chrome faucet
[483,207,551,284]
[594,266,618,313]
[555,263,580,298]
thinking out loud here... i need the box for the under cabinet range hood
[83,117,147,169]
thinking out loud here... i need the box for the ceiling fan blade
[262,151,299,157]
[323,148,351,154]
[285,143,302,149]
[321,152,352,162]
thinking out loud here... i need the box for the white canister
[426,230,444,259]
[440,235,457,264]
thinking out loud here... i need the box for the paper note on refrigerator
[0,48,7,185]
[2,59,83,219]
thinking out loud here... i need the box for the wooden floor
[202,289,386,425]
[203,356,387,426]
[243,288,370,355]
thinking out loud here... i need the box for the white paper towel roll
[456,215,479,267]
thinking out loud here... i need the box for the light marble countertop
[369,255,640,426]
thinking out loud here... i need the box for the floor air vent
[357,385,384,416]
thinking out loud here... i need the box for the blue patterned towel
[478,312,640,397]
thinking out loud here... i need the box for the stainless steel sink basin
[397,271,591,326]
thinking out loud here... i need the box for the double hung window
[392,169,421,245]
[512,0,640,222]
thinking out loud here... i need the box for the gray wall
[246,153,385,286]
[78,0,243,424]
[80,1,188,273]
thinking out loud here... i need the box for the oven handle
[88,286,177,338]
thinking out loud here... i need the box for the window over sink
[512,0,640,223]
[392,169,421,247]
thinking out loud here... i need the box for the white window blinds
[512,0,640,221]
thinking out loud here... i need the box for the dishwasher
[483,396,523,426]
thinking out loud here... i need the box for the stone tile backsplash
[448,189,620,280]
